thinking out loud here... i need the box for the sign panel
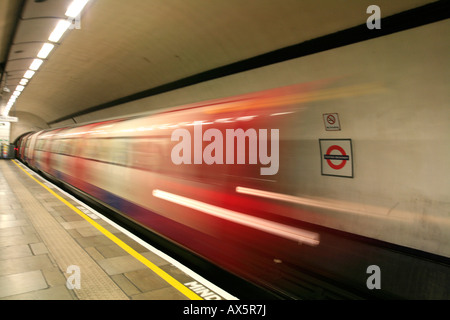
[0,122,10,144]
[0,115,18,122]
[323,113,340,131]
[319,139,353,178]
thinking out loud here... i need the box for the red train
[16,81,450,299]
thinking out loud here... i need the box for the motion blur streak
[205,81,384,114]
[235,186,405,220]
[236,186,324,206]
[152,189,320,246]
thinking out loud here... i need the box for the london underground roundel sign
[319,139,353,178]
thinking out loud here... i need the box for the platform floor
[0,159,235,300]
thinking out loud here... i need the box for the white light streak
[185,120,214,126]
[270,111,294,116]
[235,186,401,220]
[152,189,320,246]
[236,186,323,206]
[215,118,233,123]
[236,115,257,121]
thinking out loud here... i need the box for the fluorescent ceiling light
[48,20,71,42]
[66,0,89,18]
[37,43,55,59]
[19,79,29,86]
[24,70,35,79]
[16,85,25,92]
[29,59,44,71]
[12,90,21,97]
[5,108,12,115]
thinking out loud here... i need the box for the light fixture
[2,0,91,117]
[3,105,12,116]
[29,59,43,71]
[66,0,89,18]
[37,43,55,59]
[23,70,35,79]
[48,20,71,42]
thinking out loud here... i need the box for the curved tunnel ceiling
[0,0,443,126]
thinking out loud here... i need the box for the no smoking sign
[323,113,341,131]
[319,139,353,178]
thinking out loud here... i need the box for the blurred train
[16,77,450,299]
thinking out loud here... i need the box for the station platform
[0,159,236,300]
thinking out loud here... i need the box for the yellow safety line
[12,160,202,300]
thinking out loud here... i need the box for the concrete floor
[0,160,230,300]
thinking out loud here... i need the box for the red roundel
[325,145,347,170]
